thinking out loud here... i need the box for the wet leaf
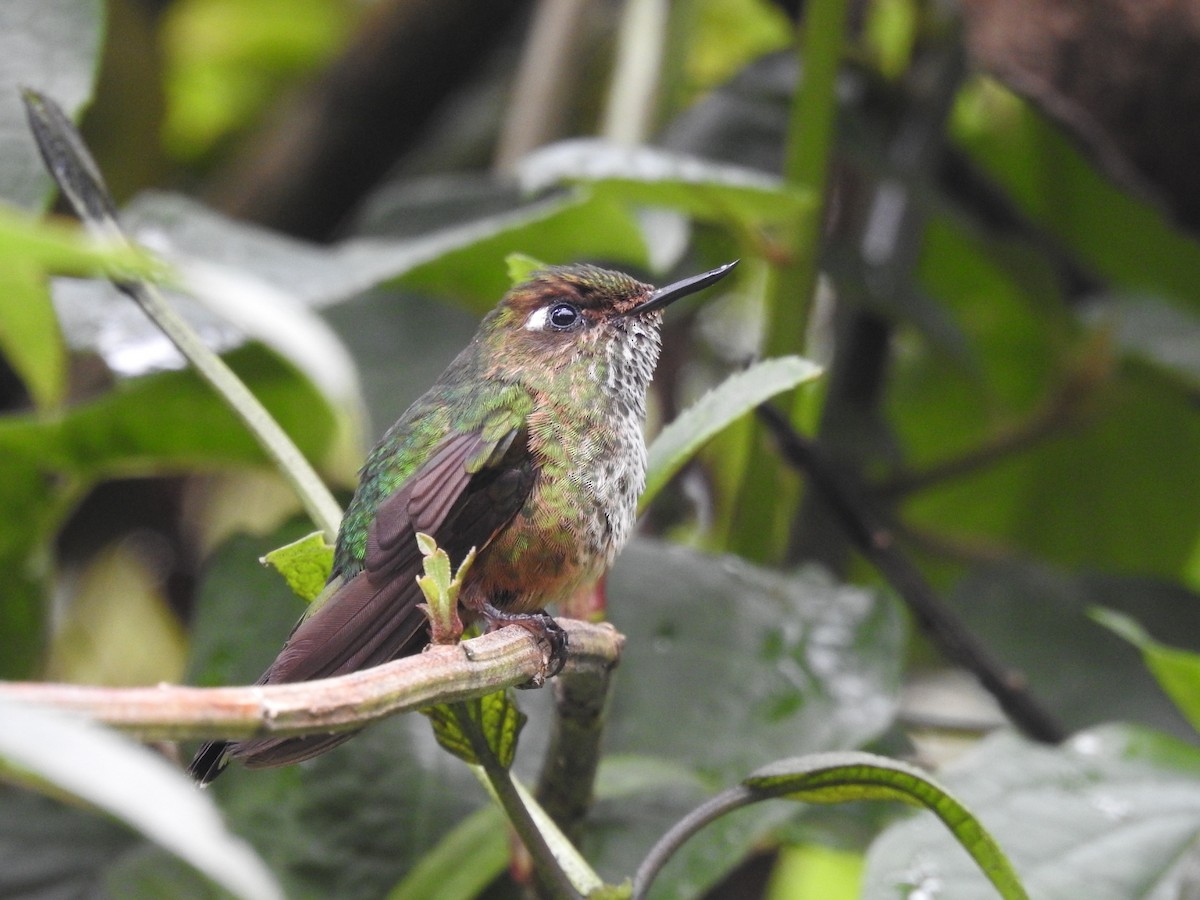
[864,725,1200,900]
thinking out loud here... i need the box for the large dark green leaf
[863,724,1200,899]
[605,540,905,777]
[580,539,906,894]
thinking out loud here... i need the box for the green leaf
[425,692,526,770]
[506,252,547,285]
[1091,608,1200,735]
[0,0,105,210]
[424,706,476,764]
[0,698,281,900]
[767,843,863,900]
[0,342,336,475]
[0,263,64,408]
[385,806,508,900]
[392,190,650,309]
[607,541,904,779]
[745,753,1028,900]
[413,533,473,644]
[642,355,822,510]
[260,531,335,603]
[863,724,1200,899]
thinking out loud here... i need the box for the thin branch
[632,785,756,900]
[757,404,1067,744]
[0,620,623,742]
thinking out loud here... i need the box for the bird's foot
[480,602,568,687]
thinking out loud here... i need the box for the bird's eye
[548,303,581,330]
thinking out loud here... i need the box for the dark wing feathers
[368,429,482,574]
[191,422,534,781]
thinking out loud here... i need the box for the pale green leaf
[642,355,822,509]
[260,531,334,603]
[518,139,813,231]
[506,252,547,285]
[0,698,281,900]
[385,806,507,900]
[0,263,64,408]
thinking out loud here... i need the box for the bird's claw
[481,603,569,686]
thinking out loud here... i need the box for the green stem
[452,704,582,900]
[730,0,852,561]
[22,89,343,541]
[120,281,343,540]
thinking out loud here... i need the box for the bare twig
[0,620,623,742]
[757,404,1067,743]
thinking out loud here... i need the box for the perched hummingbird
[188,260,737,784]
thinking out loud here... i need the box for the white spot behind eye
[525,307,550,331]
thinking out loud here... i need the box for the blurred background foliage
[5,0,1200,897]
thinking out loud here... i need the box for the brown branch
[757,404,1067,744]
[0,620,623,742]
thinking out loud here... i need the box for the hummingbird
[188,260,737,784]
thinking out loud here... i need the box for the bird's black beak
[626,260,739,316]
